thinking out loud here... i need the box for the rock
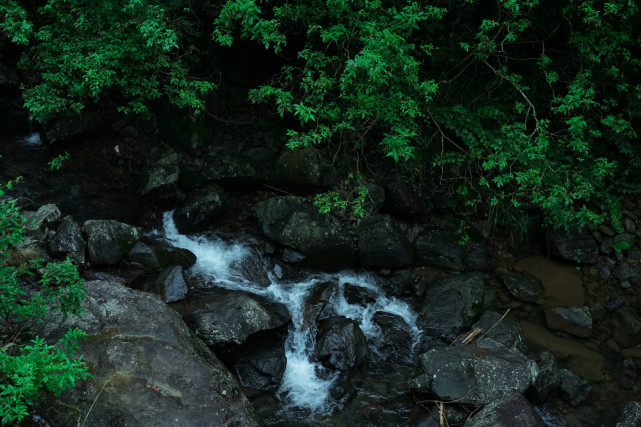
[342,283,378,306]
[559,368,591,407]
[544,227,598,264]
[178,165,207,190]
[464,392,545,427]
[418,273,492,341]
[6,237,50,266]
[47,216,85,265]
[502,273,544,303]
[529,351,561,403]
[232,333,287,393]
[414,229,489,271]
[616,401,641,427]
[190,292,290,346]
[199,149,264,188]
[382,177,430,215]
[84,220,141,266]
[357,214,412,268]
[613,306,641,347]
[471,311,528,354]
[173,184,228,233]
[613,262,641,281]
[300,281,335,330]
[40,112,99,142]
[623,217,636,233]
[383,269,416,298]
[268,146,337,189]
[253,196,355,268]
[362,182,385,214]
[32,280,256,426]
[128,239,196,272]
[313,316,370,370]
[155,266,188,303]
[410,342,538,405]
[372,312,413,359]
[544,307,592,338]
[140,150,180,208]
[23,204,61,239]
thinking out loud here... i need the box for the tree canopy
[2,0,640,231]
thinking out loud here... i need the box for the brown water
[516,255,585,306]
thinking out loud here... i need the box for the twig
[478,308,510,341]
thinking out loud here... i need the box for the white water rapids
[159,211,422,413]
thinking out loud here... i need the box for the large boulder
[357,214,412,268]
[410,342,538,405]
[470,311,528,354]
[418,273,493,341]
[313,316,370,370]
[464,393,545,427]
[503,273,544,303]
[190,291,290,347]
[23,203,61,239]
[544,306,592,338]
[84,220,141,266]
[414,229,489,271]
[155,266,188,303]
[268,146,338,190]
[128,238,196,272]
[33,280,256,426]
[198,149,264,188]
[544,227,598,264]
[231,333,287,394]
[253,196,355,268]
[47,216,85,265]
[173,184,229,233]
[616,402,641,427]
[140,150,180,208]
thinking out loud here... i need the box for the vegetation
[2,0,640,230]
[0,180,90,424]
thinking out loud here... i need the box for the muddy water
[516,255,585,306]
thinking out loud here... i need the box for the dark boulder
[232,332,287,394]
[140,150,180,208]
[503,273,544,303]
[47,216,85,265]
[471,311,528,354]
[173,184,228,233]
[128,238,196,272]
[313,316,370,370]
[268,146,337,190]
[199,149,264,188]
[414,229,489,271]
[23,203,61,239]
[84,219,141,266]
[410,342,537,405]
[616,401,641,427]
[357,214,412,268]
[529,351,561,403]
[155,266,188,303]
[464,393,545,427]
[253,196,355,268]
[190,291,290,346]
[300,281,335,330]
[558,368,591,407]
[418,273,493,341]
[544,227,598,264]
[544,306,592,338]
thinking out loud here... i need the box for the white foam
[19,132,42,146]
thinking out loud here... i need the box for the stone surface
[464,393,545,427]
[268,146,337,189]
[559,368,591,407]
[253,196,355,268]
[503,273,544,303]
[199,149,264,187]
[313,316,370,370]
[128,239,196,272]
[23,203,61,239]
[190,292,290,346]
[140,150,180,208]
[414,228,488,271]
[300,281,335,330]
[410,342,538,406]
[418,273,493,341]
[529,351,561,403]
[84,219,141,266]
[33,280,256,426]
[155,266,188,303]
[173,184,228,233]
[232,333,287,393]
[616,401,641,427]
[544,227,598,264]
[357,214,412,268]
[47,216,85,265]
[545,307,592,338]
[471,311,528,354]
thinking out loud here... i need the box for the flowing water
[159,212,422,422]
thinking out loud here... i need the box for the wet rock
[233,332,287,393]
[558,368,591,407]
[471,311,528,354]
[47,216,85,265]
[410,342,538,405]
[544,307,592,338]
[372,312,413,359]
[414,229,489,271]
[173,184,228,233]
[33,280,256,426]
[300,281,335,330]
[199,149,263,188]
[544,227,598,264]
[382,177,430,215]
[357,214,412,268]
[384,269,416,298]
[177,165,206,190]
[464,392,545,427]
[155,266,188,303]
[140,150,180,208]
[23,203,61,239]
[6,237,50,266]
[342,282,378,306]
[418,273,492,341]
[268,146,337,189]
[128,239,196,272]
[190,292,290,346]
[253,196,355,269]
[40,112,99,142]
[502,273,544,303]
[615,358,637,390]
[529,351,561,403]
[313,316,370,370]
[362,182,385,214]
[613,306,641,347]
[613,262,641,282]
[616,401,641,427]
[84,220,141,266]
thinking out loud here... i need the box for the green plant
[48,152,70,171]
[612,241,630,254]
[0,181,90,424]
[313,174,369,219]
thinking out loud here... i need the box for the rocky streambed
[1,122,641,426]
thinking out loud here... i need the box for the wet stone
[616,401,641,427]
[613,262,641,282]
[47,216,85,265]
[545,306,592,338]
[313,316,370,370]
[155,266,188,303]
[529,351,561,403]
[84,219,141,266]
[464,392,545,427]
[559,368,591,407]
[470,311,528,354]
[502,273,544,303]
